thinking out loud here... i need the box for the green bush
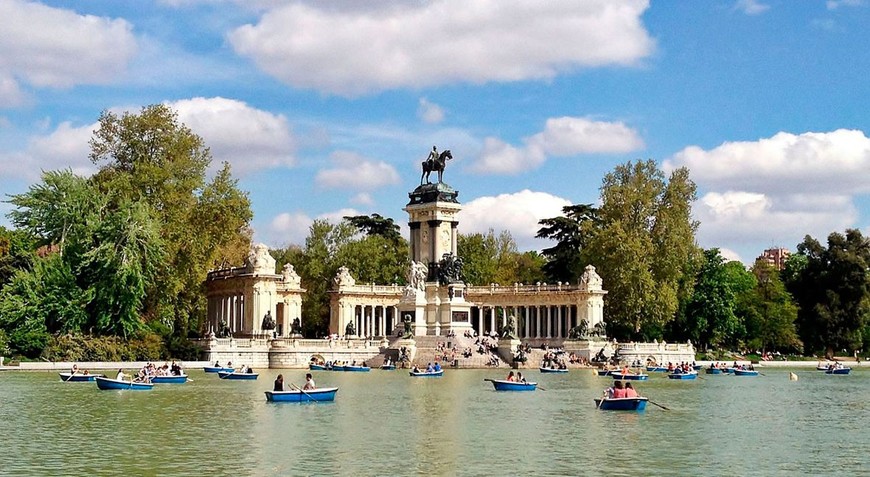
[10,328,49,358]
[0,329,9,356]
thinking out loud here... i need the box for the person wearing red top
[611,380,626,398]
[624,382,639,398]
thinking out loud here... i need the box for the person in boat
[433,362,442,372]
[246,366,254,374]
[517,372,527,383]
[621,365,630,375]
[426,363,434,373]
[82,369,90,375]
[70,364,79,375]
[412,365,421,373]
[302,373,316,390]
[624,382,639,398]
[611,380,626,398]
[227,361,233,368]
[238,364,248,373]
[116,369,129,381]
[171,361,182,376]
[384,357,392,367]
[506,371,516,382]
[274,374,284,391]
[214,360,221,367]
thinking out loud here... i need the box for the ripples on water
[1,368,868,476]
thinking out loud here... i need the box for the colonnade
[348,304,398,338]
[208,293,245,334]
[471,304,580,339]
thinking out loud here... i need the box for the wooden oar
[291,383,315,402]
[648,399,671,411]
[64,371,78,382]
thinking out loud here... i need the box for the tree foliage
[786,229,870,356]
[344,214,401,242]
[586,160,701,339]
[536,204,598,283]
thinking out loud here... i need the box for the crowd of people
[113,361,185,383]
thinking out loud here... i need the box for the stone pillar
[557,306,563,338]
[535,306,541,339]
[489,307,496,334]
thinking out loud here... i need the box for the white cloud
[418,98,445,124]
[350,192,374,206]
[458,190,572,251]
[315,151,401,190]
[470,137,545,175]
[826,0,864,9]
[0,121,97,181]
[266,211,313,247]
[717,248,744,264]
[528,117,645,156]
[0,74,26,107]
[694,191,857,259]
[664,129,870,195]
[168,97,295,175]
[734,0,770,15]
[469,116,643,174]
[0,0,136,98]
[666,129,870,262]
[228,0,653,96]
[317,208,361,224]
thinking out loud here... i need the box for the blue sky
[1,0,869,264]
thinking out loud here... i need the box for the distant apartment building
[757,247,790,270]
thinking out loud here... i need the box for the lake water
[1,367,867,476]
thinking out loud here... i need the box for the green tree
[787,229,870,357]
[89,105,252,336]
[744,260,801,352]
[344,214,402,242]
[338,234,409,285]
[586,160,701,340]
[295,220,357,337]
[458,229,524,285]
[675,249,739,349]
[536,204,598,283]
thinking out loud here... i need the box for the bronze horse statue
[421,150,452,184]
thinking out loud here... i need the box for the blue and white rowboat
[733,369,759,376]
[149,375,188,384]
[342,365,371,372]
[668,371,697,380]
[95,377,154,390]
[488,379,537,391]
[825,367,851,375]
[594,397,648,411]
[265,387,339,402]
[218,371,259,380]
[59,373,105,382]
[610,372,649,381]
[380,364,396,370]
[539,367,568,373]
[204,366,234,373]
[409,370,443,377]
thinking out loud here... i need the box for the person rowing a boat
[517,372,527,384]
[302,373,316,390]
[70,364,79,375]
[116,368,129,381]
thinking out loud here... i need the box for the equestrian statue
[420,146,453,185]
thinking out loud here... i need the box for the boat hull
[330,365,346,372]
[218,372,259,380]
[825,368,851,375]
[646,366,668,372]
[668,372,697,380]
[149,375,188,384]
[265,387,339,402]
[733,369,759,376]
[204,367,234,373]
[380,365,396,370]
[597,369,613,376]
[610,373,649,381]
[95,377,153,390]
[342,366,371,372]
[490,379,537,391]
[409,370,443,377]
[594,397,648,411]
[59,373,105,382]
[705,368,724,375]
[539,367,568,373]
[309,364,328,371]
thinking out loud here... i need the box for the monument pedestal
[497,338,522,367]
[393,338,417,366]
